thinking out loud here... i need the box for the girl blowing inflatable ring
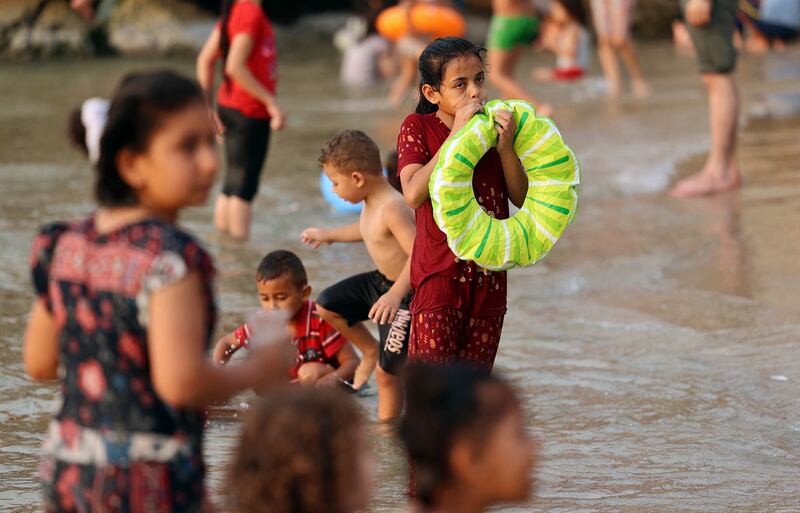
[430,99,579,271]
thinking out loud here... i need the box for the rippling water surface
[1,40,799,512]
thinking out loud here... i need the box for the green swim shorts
[681,0,737,74]
[487,15,540,51]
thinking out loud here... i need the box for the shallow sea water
[1,39,799,512]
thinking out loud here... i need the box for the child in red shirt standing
[197,0,285,241]
[397,37,528,370]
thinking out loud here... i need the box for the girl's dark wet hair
[555,0,589,27]
[67,106,88,157]
[399,363,521,507]
[416,37,486,115]
[226,386,365,513]
[96,69,204,206]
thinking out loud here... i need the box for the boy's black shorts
[317,271,412,375]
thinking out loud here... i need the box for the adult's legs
[670,72,740,197]
[610,0,649,97]
[592,0,622,98]
[596,37,622,98]
[671,0,739,197]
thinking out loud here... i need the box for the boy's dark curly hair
[226,386,366,513]
[319,129,383,176]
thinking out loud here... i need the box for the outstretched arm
[212,331,241,365]
[149,272,290,408]
[301,222,362,248]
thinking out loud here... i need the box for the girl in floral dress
[23,69,289,513]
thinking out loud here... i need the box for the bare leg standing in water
[670,0,740,197]
[487,0,554,116]
[590,0,649,98]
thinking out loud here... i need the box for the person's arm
[196,27,220,105]
[494,110,527,208]
[300,222,362,248]
[211,331,241,365]
[149,272,290,408]
[317,343,360,387]
[225,34,286,130]
[685,0,712,27]
[23,299,60,380]
[400,160,437,209]
[196,27,225,135]
[400,100,485,208]
[369,203,416,324]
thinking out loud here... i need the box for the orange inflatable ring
[376,5,466,42]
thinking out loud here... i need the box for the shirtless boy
[302,130,415,421]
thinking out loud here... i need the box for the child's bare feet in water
[668,165,741,197]
[352,343,379,390]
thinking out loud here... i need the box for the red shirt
[216,1,277,120]
[233,301,346,378]
[397,112,509,314]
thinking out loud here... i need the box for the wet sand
[1,42,799,512]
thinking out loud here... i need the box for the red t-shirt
[232,301,346,378]
[216,1,277,120]
[396,112,508,314]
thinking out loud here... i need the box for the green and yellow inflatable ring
[430,99,579,271]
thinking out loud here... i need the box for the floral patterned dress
[30,215,216,513]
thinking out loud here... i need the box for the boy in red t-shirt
[213,250,359,385]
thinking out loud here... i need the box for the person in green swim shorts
[487,0,553,116]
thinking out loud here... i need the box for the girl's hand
[685,0,712,27]
[494,110,517,156]
[300,227,331,248]
[369,289,403,325]
[267,103,286,131]
[452,100,484,134]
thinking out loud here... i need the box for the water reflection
[1,43,799,513]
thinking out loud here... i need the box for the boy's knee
[297,362,330,384]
